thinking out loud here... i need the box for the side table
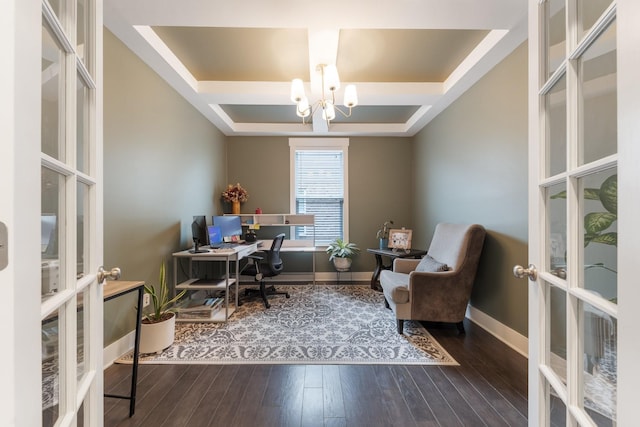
[367,248,427,290]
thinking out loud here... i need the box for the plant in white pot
[326,238,360,272]
[139,261,186,354]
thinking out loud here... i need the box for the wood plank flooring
[104,318,528,426]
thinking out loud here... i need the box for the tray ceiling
[105,0,527,137]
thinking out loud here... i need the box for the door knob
[98,266,121,283]
[513,264,537,281]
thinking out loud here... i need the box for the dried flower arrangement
[221,183,249,203]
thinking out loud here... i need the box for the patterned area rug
[117,284,457,365]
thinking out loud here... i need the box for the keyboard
[210,247,235,253]
[210,242,237,249]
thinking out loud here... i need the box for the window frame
[289,138,349,246]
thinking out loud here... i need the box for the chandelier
[290,64,358,125]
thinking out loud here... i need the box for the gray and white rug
[117,284,457,365]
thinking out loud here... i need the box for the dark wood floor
[104,318,528,426]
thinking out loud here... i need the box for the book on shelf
[177,300,225,319]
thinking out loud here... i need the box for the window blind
[294,150,344,245]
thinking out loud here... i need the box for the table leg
[370,254,384,290]
[129,286,143,417]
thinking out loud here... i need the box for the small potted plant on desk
[326,238,360,272]
[139,261,187,354]
[376,220,394,250]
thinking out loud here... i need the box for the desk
[173,242,259,322]
[257,239,319,284]
[103,280,145,417]
[367,248,427,291]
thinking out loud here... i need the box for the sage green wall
[412,42,529,336]
[103,29,226,346]
[226,136,413,273]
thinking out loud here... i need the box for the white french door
[2,0,104,426]
[526,0,640,425]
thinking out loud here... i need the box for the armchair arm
[393,258,421,274]
[407,270,473,323]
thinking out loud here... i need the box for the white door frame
[1,0,105,425]
[614,0,640,423]
[527,0,640,425]
[0,1,44,426]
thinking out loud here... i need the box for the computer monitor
[190,215,209,253]
[213,215,243,241]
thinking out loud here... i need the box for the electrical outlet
[143,293,151,307]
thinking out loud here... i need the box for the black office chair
[241,233,290,308]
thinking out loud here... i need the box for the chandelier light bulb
[296,97,310,118]
[323,64,340,92]
[290,78,306,103]
[322,101,336,121]
[343,84,358,108]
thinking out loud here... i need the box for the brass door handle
[513,264,537,281]
[98,266,121,283]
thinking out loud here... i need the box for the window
[290,138,349,246]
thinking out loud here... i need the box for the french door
[2,0,104,426]
[526,0,640,425]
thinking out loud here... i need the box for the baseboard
[103,330,135,369]
[265,271,373,283]
[465,304,528,358]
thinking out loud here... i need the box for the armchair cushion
[415,255,449,272]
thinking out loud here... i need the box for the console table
[103,280,145,417]
[367,248,427,291]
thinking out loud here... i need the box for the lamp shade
[290,78,305,103]
[343,84,358,108]
[296,97,310,118]
[323,64,340,92]
[322,101,336,121]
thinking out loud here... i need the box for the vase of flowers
[376,220,394,249]
[221,183,249,214]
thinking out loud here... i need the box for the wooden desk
[367,248,427,291]
[103,280,145,417]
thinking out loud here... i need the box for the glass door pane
[546,0,566,78]
[579,19,617,166]
[582,300,617,425]
[42,167,66,300]
[42,20,66,161]
[545,74,567,177]
[580,169,617,301]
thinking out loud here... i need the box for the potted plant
[139,261,187,354]
[326,238,360,271]
[376,220,394,249]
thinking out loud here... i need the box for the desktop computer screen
[213,215,243,241]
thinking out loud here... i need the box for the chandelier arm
[334,105,353,118]
[296,100,322,124]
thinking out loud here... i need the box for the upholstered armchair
[380,223,486,334]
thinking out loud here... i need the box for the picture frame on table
[388,228,412,251]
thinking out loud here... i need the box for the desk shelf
[173,244,257,323]
[230,213,315,227]
[175,278,236,290]
[176,304,237,323]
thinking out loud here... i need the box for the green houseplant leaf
[584,212,617,235]
[326,238,360,261]
[143,261,187,323]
